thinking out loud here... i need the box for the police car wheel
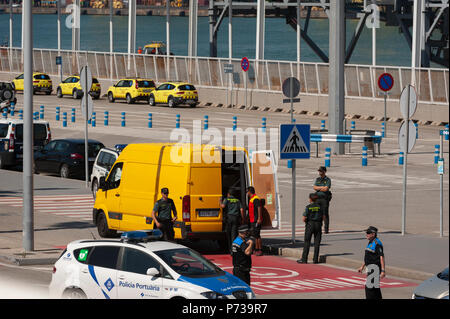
[62,288,87,299]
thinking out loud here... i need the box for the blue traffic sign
[280,124,310,159]
[378,73,394,92]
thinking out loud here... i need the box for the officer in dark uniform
[313,166,332,233]
[151,188,178,241]
[231,225,255,285]
[220,188,245,253]
[297,193,324,264]
[358,226,385,299]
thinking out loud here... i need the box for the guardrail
[0,47,448,105]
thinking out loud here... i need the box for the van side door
[102,162,124,229]
[250,150,280,229]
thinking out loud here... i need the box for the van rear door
[250,150,280,229]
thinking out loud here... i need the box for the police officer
[313,166,332,233]
[231,225,255,285]
[220,188,245,253]
[151,188,178,241]
[357,226,385,299]
[297,193,324,264]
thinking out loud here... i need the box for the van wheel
[108,92,115,103]
[168,96,175,108]
[60,164,70,179]
[96,211,117,238]
[62,288,87,299]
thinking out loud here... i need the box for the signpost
[438,129,446,237]
[224,63,233,108]
[398,84,417,236]
[378,73,394,137]
[241,57,249,108]
[280,77,305,244]
[280,123,310,244]
[80,65,93,188]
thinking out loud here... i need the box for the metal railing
[0,47,448,105]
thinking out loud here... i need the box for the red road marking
[206,255,416,295]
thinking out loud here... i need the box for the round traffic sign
[399,84,417,119]
[241,57,249,72]
[398,120,417,153]
[282,77,300,98]
[378,73,394,92]
[80,65,92,93]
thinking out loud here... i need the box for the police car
[48,230,254,299]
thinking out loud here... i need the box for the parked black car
[34,139,104,179]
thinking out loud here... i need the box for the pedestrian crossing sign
[280,124,310,159]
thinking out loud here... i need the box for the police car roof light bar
[120,230,163,243]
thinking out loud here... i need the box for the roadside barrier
[311,132,382,157]
[351,121,355,130]
[92,112,96,127]
[381,122,385,138]
[262,117,267,132]
[434,144,440,164]
[56,107,60,121]
[362,146,368,166]
[148,113,152,128]
[325,147,331,167]
[2,109,6,119]
[71,108,75,123]
[104,111,109,126]
[121,112,126,127]
[445,125,449,141]
[176,114,180,129]
[19,110,23,120]
[399,151,404,165]
[63,112,67,127]
[33,112,39,120]
[204,115,209,130]
[233,116,237,131]
[415,122,418,139]
[321,120,326,130]
[9,102,15,116]
[39,105,44,120]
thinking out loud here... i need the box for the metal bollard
[287,160,292,169]
[399,151,404,165]
[63,112,67,127]
[121,112,126,127]
[233,116,237,131]
[148,113,152,128]
[33,112,39,120]
[176,114,180,129]
[321,120,326,130]
[362,146,368,166]
[262,117,266,132]
[19,110,23,120]
[2,109,7,119]
[381,122,385,138]
[10,103,15,116]
[56,107,60,121]
[92,112,96,127]
[434,144,440,164]
[445,124,449,141]
[414,122,418,139]
[351,121,355,130]
[104,111,109,126]
[39,105,44,119]
[325,147,331,167]
[71,108,76,123]
[204,115,209,130]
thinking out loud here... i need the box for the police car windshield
[155,248,224,278]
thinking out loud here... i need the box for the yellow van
[92,143,279,248]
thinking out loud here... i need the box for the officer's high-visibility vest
[248,195,260,223]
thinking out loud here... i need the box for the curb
[0,254,58,266]
[265,246,433,282]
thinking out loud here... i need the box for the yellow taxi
[56,75,101,100]
[12,72,52,95]
[148,82,198,108]
[107,78,156,104]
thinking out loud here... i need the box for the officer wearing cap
[357,226,385,299]
[231,225,255,285]
[151,188,178,241]
[313,166,332,233]
[297,193,324,264]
